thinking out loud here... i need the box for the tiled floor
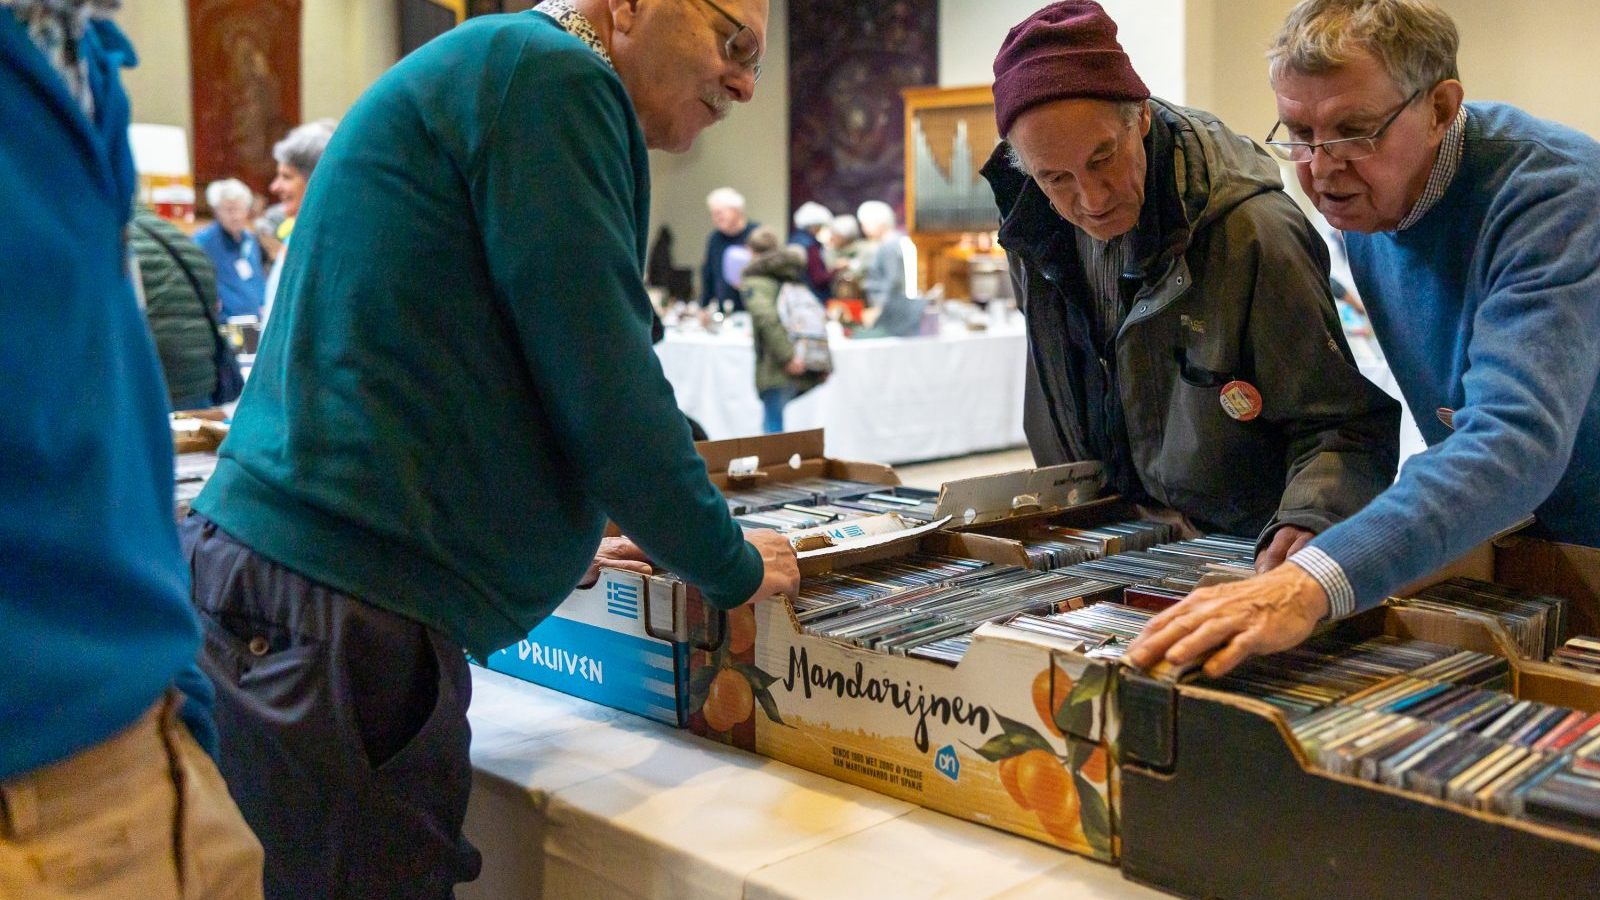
[895,446,1035,490]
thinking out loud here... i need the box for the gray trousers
[182,515,482,899]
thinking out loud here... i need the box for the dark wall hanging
[788,0,938,226]
[188,0,302,205]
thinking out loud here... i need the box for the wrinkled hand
[1124,563,1330,678]
[577,536,654,588]
[742,529,801,605]
[1255,525,1315,573]
[785,356,808,376]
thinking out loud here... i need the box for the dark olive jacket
[743,247,827,396]
[130,207,219,407]
[981,99,1399,540]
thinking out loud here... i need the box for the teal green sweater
[194,13,763,658]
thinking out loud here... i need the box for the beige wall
[1186,0,1600,142]
[117,0,399,136]
[940,0,1187,101]
[647,0,790,279]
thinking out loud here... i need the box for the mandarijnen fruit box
[477,430,903,727]
[685,521,1125,862]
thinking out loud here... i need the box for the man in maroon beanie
[980,0,1399,567]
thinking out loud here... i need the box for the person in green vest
[129,206,221,411]
[742,226,827,432]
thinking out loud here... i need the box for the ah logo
[934,744,960,782]
[606,579,640,620]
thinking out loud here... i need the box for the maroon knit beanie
[992,0,1151,137]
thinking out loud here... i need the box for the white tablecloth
[1348,332,1428,467]
[461,668,1168,900]
[654,322,1028,465]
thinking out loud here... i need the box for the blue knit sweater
[1310,103,1600,613]
[1,15,215,778]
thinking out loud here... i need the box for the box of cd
[476,429,909,727]
[1117,603,1600,898]
[686,527,1125,863]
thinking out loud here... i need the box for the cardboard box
[480,570,704,727]
[686,526,1121,862]
[700,429,899,499]
[1117,600,1600,899]
[480,430,902,727]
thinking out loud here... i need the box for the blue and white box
[481,570,700,726]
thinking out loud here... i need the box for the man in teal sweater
[184,0,790,895]
[1130,0,1600,677]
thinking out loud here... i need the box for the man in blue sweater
[1129,0,1600,676]
[184,0,792,896]
[0,1,262,897]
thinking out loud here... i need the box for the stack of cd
[722,482,831,516]
[792,553,992,620]
[825,488,940,523]
[1197,634,1484,719]
[725,480,940,528]
[1551,636,1600,675]
[1017,536,1098,571]
[174,452,219,518]
[734,504,854,531]
[1001,602,1157,660]
[1044,520,1181,557]
[1291,683,1600,832]
[1393,577,1569,660]
[795,550,1121,663]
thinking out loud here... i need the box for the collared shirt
[534,0,613,70]
[1,0,120,116]
[1396,106,1468,231]
[1073,228,1135,350]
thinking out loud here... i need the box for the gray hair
[746,226,781,255]
[205,178,253,209]
[272,118,337,176]
[1006,100,1145,176]
[706,186,746,211]
[1268,0,1459,97]
[792,200,832,231]
[855,200,897,234]
[829,214,860,242]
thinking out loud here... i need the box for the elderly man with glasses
[180,0,796,896]
[980,1,1399,568]
[1129,0,1600,679]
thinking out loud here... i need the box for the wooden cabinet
[901,84,1011,300]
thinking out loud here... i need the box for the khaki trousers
[0,693,263,900]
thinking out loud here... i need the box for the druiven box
[480,569,700,726]
[478,430,902,727]
[687,526,1122,863]
[1117,548,1600,899]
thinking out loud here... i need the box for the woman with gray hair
[194,178,266,318]
[788,200,833,299]
[263,118,337,323]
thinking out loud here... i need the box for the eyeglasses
[689,0,763,82]
[1264,90,1420,163]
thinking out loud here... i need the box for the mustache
[701,90,732,121]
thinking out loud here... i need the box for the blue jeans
[760,385,799,434]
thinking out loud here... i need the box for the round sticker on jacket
[1219,380,1263,421]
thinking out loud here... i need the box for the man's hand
[742,529,801,605]
[576,536,654,588]
[784,356,808,376]
[1124,563,1330,678]
[1255,525,1315,573]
